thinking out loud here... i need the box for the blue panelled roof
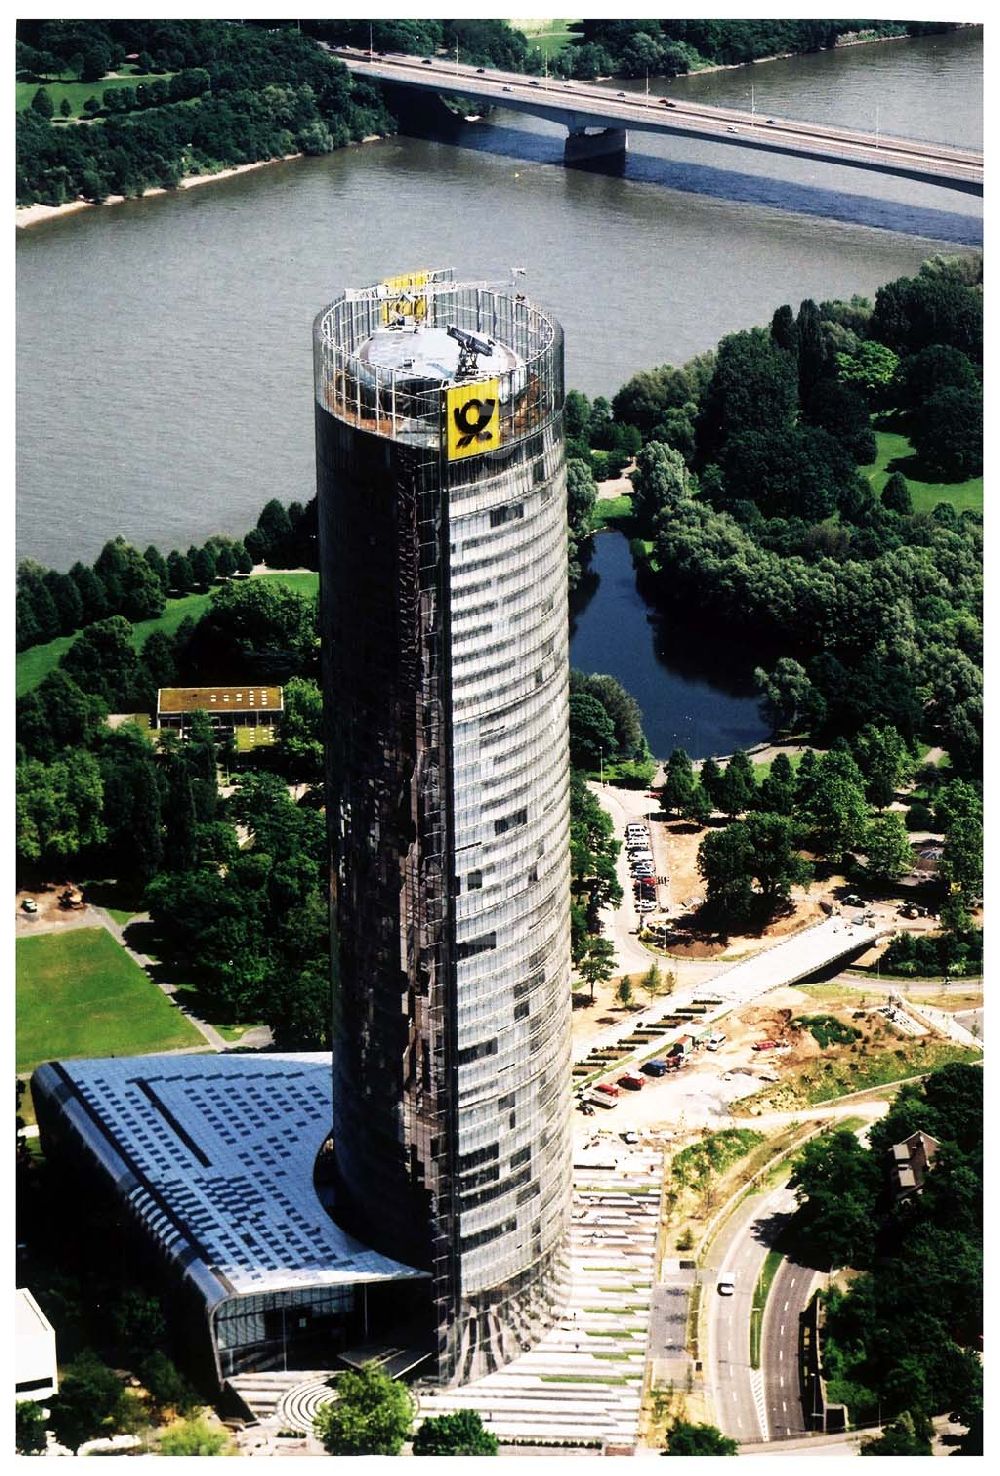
[32,1053,425,1304]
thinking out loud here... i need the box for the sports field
[16,926,205,1073]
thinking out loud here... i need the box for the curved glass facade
[313,273,572,1384]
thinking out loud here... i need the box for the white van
[717,1270,736,1295]
[706,1032,727,1051]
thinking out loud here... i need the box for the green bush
[794,1014,862,1049]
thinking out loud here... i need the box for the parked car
[706,1032,727,1051]
[620,1130,640,1144]
[595,1082,621,1098]
[717,1271,736,1295]
[642,1059,669,1077]
[617,1073,645,1092]
[21,899,38,914]
[752,1040,778,1052]
[637,900,656,913]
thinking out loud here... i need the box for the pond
[569,530,771,762]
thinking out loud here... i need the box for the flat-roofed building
[16,1287,58,1404]
[156,685,284,741]
[31,1055,427,1386]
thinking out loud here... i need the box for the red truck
[617,1073,645,1092]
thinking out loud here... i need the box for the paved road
[762,1255,816,1440]
[706,1180,798,1443]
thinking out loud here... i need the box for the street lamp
[599,746,604,786]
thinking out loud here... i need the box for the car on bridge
[659,99,676,108]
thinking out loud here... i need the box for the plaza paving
[413,1143,664,1450]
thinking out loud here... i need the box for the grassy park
[16,570,319,697]
[16,926,205,1073]
[17,72,172,117]
[863,429,982,514]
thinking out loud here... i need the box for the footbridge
[332,48,983,196]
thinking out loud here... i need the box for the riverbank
[683,28,911,79]
[15,152,308,229]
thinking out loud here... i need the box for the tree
[640,960,672,1001]
[16,1401,47,1455]
[16,669,107,762]
[718,749,756,819]
[191,544,217,589]
[850,723,911,810]
[49,1352,124,1452]
[17,752,106,872]
[871,273,982,362]
[188,578,316,681]
[30,86,54,118]
[138,1353,198,1419]
[860,1412,932,1457]
[276,675,324,782]
[910,386,982,480]
[577,936,617,1002]
[110,1289,166,1356]
[742,812,811,911]
[254,498,293,565]
[158,1418,229,1456]
[796,297,835,400]
[59,96,72,118]
[755,658,824,737]
[660,748,695,818]
[892,342,979,414]
[574,673,646,759]
[413,1409,499,1456]
[881,470,912,515]
[630,441,695,532]
[697,328,798,456]
[99,726,163,889]
[800,750,869,860]
[757,751,796,816]
[664,1421,738,1456]
[566,457,597,588]
[60,615,149,711]
[313,1363,414,1456]
[789,1130,881,1268]
[699,757,723,811]
[835,339,899,407]
[69,562,108,624]
[94,538,165,621]
[616,976,634,1009]
[862,812,913,885]
[167,550,194,594]
[43,569,84,635]
[697,824,754,926]
[569,692,616,771]
[143,545,169,593]
[563,388,592,442]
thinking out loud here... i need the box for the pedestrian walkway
[413,1146,663,1449]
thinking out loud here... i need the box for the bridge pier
[564,127,628,166]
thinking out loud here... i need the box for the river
[15,31,982,754]
[16,29,981,570]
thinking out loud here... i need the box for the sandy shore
[15,152,307,230]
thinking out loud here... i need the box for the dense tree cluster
[609,262,982,776]
[790,1065,982,1450]
[16,19,394,206]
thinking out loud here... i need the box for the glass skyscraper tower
[313,270,573,1384]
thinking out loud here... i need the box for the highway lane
[330,49,983,191]
[705,1180,798,1444]
[761,1252,816,1440]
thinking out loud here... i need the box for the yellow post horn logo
[446,380,501,461]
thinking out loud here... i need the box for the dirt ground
[16,883,88,929]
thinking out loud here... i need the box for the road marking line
[779,1350,783,1361]
[780,1325,785,1336]
[783,1300,789,1311]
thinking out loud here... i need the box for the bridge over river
[332,47,983,196]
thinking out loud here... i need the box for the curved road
[706,1179,798,1443]
[762,1253,816,1439]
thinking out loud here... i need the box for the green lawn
[592,494,633,530]
[16,927,205,1073]
[863,430,982,514]
[16,571,320,697]
[512,18,580,57]
[17,72,173,118]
